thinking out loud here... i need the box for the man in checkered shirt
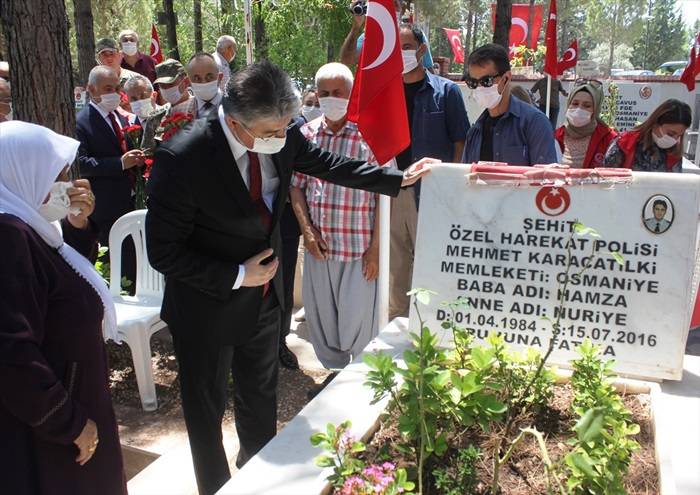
[290,63,390,371]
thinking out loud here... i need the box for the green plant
[310,421,414,494]
[431,445,481,495]
[600,82,619,130]
[94,245,133,295]
[564,340,640,494]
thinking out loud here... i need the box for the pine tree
[631,0,688,70]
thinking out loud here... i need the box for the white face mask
[319,96,349,122]
[122,41,138,57]
[474,84,503,109]
[402,50,419,74]
[302,105,322,122]
[161,84,183,105]
[96,92,121,113]
[250,136,286,154]
[130,97,154,118]
[39,182,79,223]
[566,108,592,128]
[191,80,220,102]
[652,130,678,149]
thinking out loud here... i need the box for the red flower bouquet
[160,113,193,142]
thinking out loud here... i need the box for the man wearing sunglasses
[462,44,557,167]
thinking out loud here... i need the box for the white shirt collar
[89,100,112,119]
[197,90,223,110]
[218,105,248,161]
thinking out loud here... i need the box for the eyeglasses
[464,72,505,90]
[574,78,603,88]
[239,120,294,141]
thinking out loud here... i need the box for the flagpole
[378,195,390,330]
[545,74,552,119]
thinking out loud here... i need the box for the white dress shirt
[89,100,121,134]
[213,51,232,92]
[217,105,280,289]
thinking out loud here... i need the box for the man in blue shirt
[462,44,557,166]
[389,24,470,320]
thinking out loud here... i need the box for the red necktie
[108,113,127,154]
[247,151,273,295]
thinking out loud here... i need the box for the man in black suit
[146,61,432,495]
[77,66,143,284]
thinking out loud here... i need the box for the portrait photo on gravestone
[411,164,700,381]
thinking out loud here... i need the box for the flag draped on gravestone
[557,39,577,75]
[150,24,163,63]
[347,0,409,164]
[543,0,558,77]
[442,28,464,64]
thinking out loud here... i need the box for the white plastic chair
[109,209,166,411]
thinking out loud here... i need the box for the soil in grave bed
[362,384,658,495]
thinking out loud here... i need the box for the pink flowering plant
[310,420,414,495]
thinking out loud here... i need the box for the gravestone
[410,164,700,381]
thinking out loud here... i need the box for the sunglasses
[465,72,506,90]
[574,78,603,88]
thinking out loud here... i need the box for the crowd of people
[0,2,695,494]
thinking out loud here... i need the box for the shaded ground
[109,320,330,458]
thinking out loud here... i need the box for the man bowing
[145,60,433,495]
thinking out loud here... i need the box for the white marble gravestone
[410,164,700,381]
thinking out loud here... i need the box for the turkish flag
[491,4,544,57]
[443,28,464,64]
[557,39,577,75]
[150,24,163,63]
[347,0,410,164]
[695,32,700,76]
[679,44,696,91]
[543,0,558,76]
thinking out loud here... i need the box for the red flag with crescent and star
[150,23,163,63]
[543,0,558,76]
[557,39,577,75]
[679,32,699,91]
[347,0,409,164]
[490,4,544,58]
[442,28,464,64]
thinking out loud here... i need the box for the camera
[349,1,367,15]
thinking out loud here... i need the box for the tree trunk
[163,0,180,60]
[254,1,267,60]
[526,0,535,49]
[473,13,480,51]
[72,0,96,87]
[493,0,512,49]
[559,0,568,54]
[221,0,233,34]
[0,0,75,136]
[607,2,619,76]
[193,0,203,52]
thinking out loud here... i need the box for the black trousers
[171,294,281,495]
[280,204,301,340]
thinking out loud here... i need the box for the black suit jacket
[146,114,403,344]
[76,105,133,241]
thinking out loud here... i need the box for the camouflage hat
[95,38,119,54]
[154,59,186,85]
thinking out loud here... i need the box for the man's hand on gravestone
[303,225,329,261]
[401,157,440,187]
[241,248,279,287]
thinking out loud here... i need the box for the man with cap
[154,59,196,116]
[119,29,158,83]
[95,37,139,88]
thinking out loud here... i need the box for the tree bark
[72,0,96,86]
[163,0,180,60]
[221,0,233,34]
[473,13,480,51]
[0,0,75,136]
[493,0,512,49]
[193,0,203,52]
[526,0,535,48]
[607,2,619,76]
[254,1,267,60]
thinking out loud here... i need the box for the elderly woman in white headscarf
[0,121,125,494]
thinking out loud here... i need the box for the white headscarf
[0,121,118,342]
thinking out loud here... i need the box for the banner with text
[410,165,700,381]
